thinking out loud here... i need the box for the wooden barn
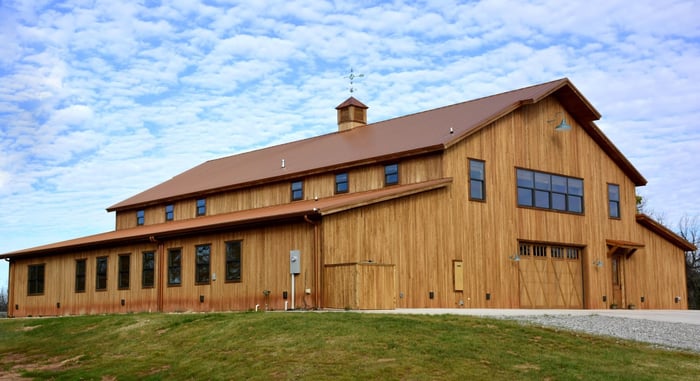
[2,78,695,317]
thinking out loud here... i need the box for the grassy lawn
[1,311,699,380]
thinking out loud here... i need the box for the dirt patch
[1,353,84,379]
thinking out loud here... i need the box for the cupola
[335,96,368,131]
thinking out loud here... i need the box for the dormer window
[136,210,145,226]
[385,164,399,186]
[291,181,304,201]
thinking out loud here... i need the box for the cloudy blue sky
[1,0,699,288]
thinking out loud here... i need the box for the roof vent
[335,97,368,131]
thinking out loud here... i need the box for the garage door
[518,243,583,309]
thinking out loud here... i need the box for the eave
[636,213,697,252]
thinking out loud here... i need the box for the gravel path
[504,314,700,353]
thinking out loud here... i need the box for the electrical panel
[290,250,301,274]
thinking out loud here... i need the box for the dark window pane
[517,188,533,206]
[118,255,130,289]
[168,249,182,285]
[534,172,550,190]
[196,199,206,216]
[535,190,550,208]
[608,184,619,201]
[385,164,399,185]
[96,257,108,290]
[568,178,583,196]
[552,193,567,210]
[609,201,619,218]
[165,204,174,221]
[469,160,484,181]
[470,180,484,200]
[291,181,303,200]
[551,175,567,193]
[516,169,533,188]
[335,173,348,193]
[226,241,242,282]
[196,245,210,284]
[568,195,583,213]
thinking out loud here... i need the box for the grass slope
[1,312,699,380]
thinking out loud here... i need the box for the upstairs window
[195,244,211,284]
[517,169,583,214]
[28,264,45,295]
[196,199,206,216]
[608,184,620,219]
[291,180,303,201]
[226,241,242,282]
[142,251,155,288]
[165,204,174,221]
[469,159,485,201]
[96,257,108,291]
[385,163,398,186]
[335,173,349,194]
[168,249,182,286]
[75,259,86,293]
[118,254,130,290]
[136,210,145,226]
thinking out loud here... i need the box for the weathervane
[345,68,364,94]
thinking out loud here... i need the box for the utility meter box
[290,250,301,274]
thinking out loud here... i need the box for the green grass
[1,312,698,380]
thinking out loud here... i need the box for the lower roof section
[0,178,453,259]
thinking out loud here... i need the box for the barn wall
[8,222,316,317]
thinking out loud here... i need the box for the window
[142,251,155,288]
[517,169,583,214]
[28,264,45,295]
[608,184,620,219]
[469,159,485,201]
[335,173,349,194]
[165,204,174,221]
[136,210,145,226]
[385,163,398,186]
[96,257,108,291]
[196,199,206,216]
[226,241,242,282]
[518,242,581,261]
[168,249,182,286]
[75,259,86,292]
[118,254,130,289]
[291,180,303,201]
[195,244,211,284]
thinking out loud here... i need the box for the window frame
[195,244,211,285]
[142,251,155,288]
[118,254,131,290]
[335,172,349,194]
[167,248,182,286]
[384,163,399,186]
[291,180,304,201]
[96,256,108,291]
[28,264,45,296]
[75,259,86,293]
[608,183,621,219]
[136,210,145,226]
[196,198,206,216]
[225,240,242,283]
[468,158,486,201]
[165,204,174,221]
[516,168,584,214]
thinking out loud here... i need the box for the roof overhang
[636,213,697,252]
[1,178,452,260]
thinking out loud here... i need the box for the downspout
[304,211,322,309]
[151,236,164,313]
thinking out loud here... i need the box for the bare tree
[0,285,7,314]
[678,215,700,309]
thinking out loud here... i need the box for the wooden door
[611,256,624,308]
[518,244,583,309]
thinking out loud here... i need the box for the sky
[1,0,699,289]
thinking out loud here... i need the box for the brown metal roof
[1,178,452,259]
[109,78,645,211]
[636,213,697,252]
